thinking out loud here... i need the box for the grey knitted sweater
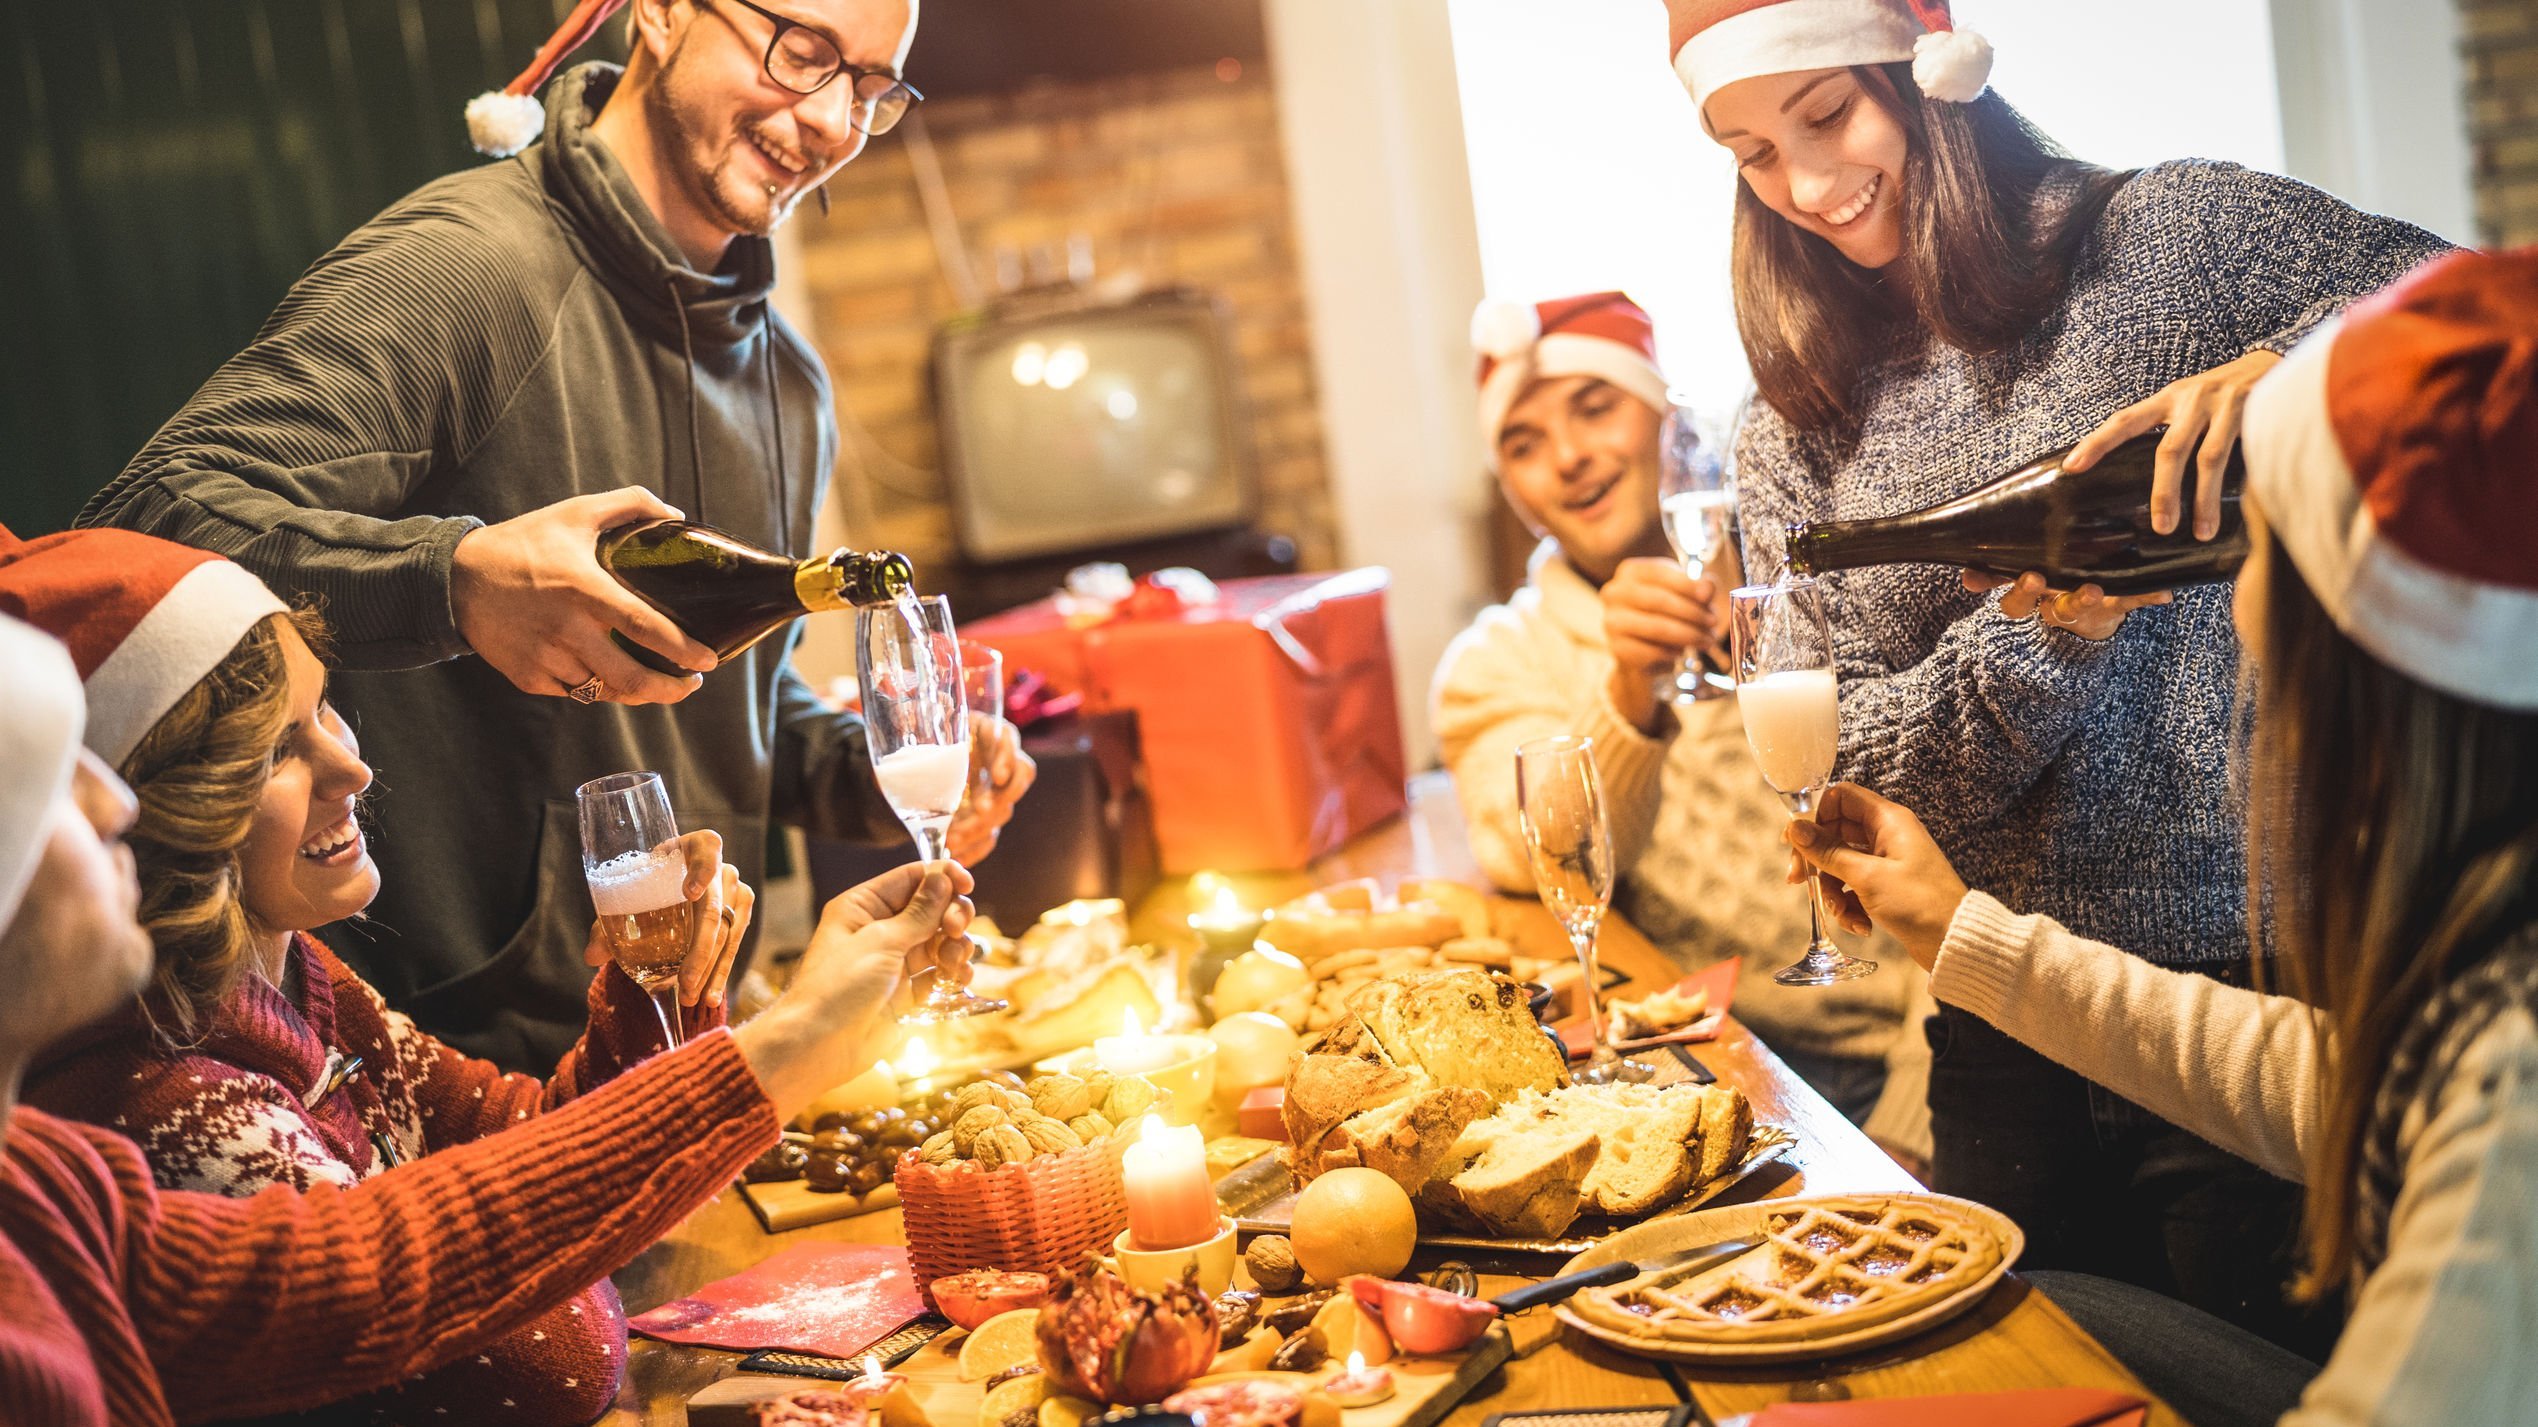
[1735,160,2449,969]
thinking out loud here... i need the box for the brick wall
[793,64,1337,571]
[2464,0,2538,243]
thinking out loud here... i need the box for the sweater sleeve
[1735,412,2139,840]
[1432,600,1672,894]
[2143,162,2454,357]
[126,1027,778,1424]
[2281,1010,2538,1427]
[1930,890,2323,1181]
[769,647,906,844]
[74,203,570,670]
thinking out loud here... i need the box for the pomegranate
[1033,1258,1219,1406]
[931,1269,1053,1331]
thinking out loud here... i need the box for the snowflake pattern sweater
[0,1028,776,1427]
[23,933,727,1425]
[1734,161,2449,971]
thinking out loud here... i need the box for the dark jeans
[1927,1004,2343,1361]
[2029,1270,2321,1427]
[1775,1045,1888,1129]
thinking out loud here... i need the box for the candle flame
[1120,1006,1144,1039]
[898,1037,937,1079]
[1136,1113,1166,1145]
[860,1355,885,1384]
[872,1059,894,1080]
[1345,1351,1366,1375]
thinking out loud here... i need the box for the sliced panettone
[1281,1016,1413,1167]
[1693,1081,1755,1184]
[1307,1083,1495,1190]
[1356,969,1565,1103]
[1447,1126,1601,1239]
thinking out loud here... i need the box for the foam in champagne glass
[587,849,687,915]
[876,742,971,821]
[1737,668,1839,794]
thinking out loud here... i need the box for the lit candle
[1095,1008,1182,1077]
[1120,1115,1219,1251]
[1323,1352,1395,1407]
[843,1354,924,1427]
[897,1036,938,1085]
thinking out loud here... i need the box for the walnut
[1080,1070,1117,1109]
[1101,1076,1161,1124]
[1067,1113,1114,1142]
[1028,1074,1094,1122]
[951,1104,1012,1154]
[920,1131,959,1164]
[952,1083,1011,1119]
[1245,1235,1303,1293]
[973,1124,1034,1169]
[1019,1118,1083,1155]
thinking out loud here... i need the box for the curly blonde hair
[118,607,332,1042]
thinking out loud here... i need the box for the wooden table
[606,775,2184,1425]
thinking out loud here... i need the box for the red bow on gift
[1002,668,1082,728]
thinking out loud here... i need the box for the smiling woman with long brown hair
[1786,245,2538,1427]
[1660,0,2455,1351]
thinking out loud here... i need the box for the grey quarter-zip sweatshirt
[81,63,904,1069]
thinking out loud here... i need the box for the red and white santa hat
[2242,247,2538,711]
[0,528,290,767]
[1472,291,1673,465]
[1671,0,1994,114]
[0,614,83,937]
[466,0,630,157]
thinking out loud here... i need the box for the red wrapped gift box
[969,570,1407,872]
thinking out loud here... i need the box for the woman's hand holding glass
[734,861,977,1122]
[580,828,754,1011]
[1783,782,1970,970]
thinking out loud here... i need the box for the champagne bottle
[1784,429,2248,595]
[596,519,916,676]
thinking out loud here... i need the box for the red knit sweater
[24,933,729,1426]
[0,1028,777,1427]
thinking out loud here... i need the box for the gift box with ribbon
[969,568,1407,872]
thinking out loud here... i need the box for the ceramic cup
[1109,1217,1238,1298]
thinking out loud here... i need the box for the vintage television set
[931,286,1260,567]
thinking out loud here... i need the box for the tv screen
[933,290,1256,564]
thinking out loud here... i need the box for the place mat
[1557,958,1738,1058]
[1733,1388,2147,1427]
[630,1242,926,1360]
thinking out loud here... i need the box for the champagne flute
[1515,735,1638,1084]
[576,771,692,1048]
[1728,578,1877,987]
[858,595,1007,1022]
[959,642,1008,816]
[1658,402,1737,704]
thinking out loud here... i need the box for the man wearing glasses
[80,0,1033,1069]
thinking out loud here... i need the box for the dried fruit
[1263,1290,1334,1337]
[1066,1113,1113,1143]
[1100,1077,1160,1124]
[1028,1074,1093,1122]
[1214,1289,1262,1348]
[1033,1260,1219,1407]
[1267,1326,1328,1372]
[975,1124,1034,1168]
[1019,1118,1082,1155]
[1244,1235,1302,1293]
[952,1104,1013,1153]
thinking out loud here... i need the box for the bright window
[1448,0,2287,423]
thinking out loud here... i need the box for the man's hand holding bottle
[451,487,716,705]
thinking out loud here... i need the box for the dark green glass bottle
[596,519,917,676]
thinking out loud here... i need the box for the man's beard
[644,57,805,240]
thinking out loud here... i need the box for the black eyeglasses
[716,0,923,135]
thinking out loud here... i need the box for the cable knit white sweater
[1434,542,1933,1156]
[1939,892,2538,1426]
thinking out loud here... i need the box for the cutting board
[688,1324,1515,1427]
[739,1176,902,1233]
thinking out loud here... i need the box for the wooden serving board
[688,1322,1515,1427]
[738,1177,902,1234]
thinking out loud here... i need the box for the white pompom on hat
[1471,292,1672,467]
[0,528,289,768]
[0,614,83,938]
[1672,0,1994,114]
[466,0,631,156]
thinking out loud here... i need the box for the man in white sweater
[1432,292,1930,1162]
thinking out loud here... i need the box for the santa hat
[0,615,83,937]
[466,0,629,157]
[1472,292,1672,466]
[2241,247,2538,711]
[1671,0,1994,114]
[0,529,290,767]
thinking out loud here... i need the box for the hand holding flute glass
[1729,577,1877,988]
[858,595,1005,1023]
[576,770,755,1048]
[1658,403,1737,704]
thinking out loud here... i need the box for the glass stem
[1788,789,1840,964]
[1573,923,1609,1057]
[650,987,684,1049]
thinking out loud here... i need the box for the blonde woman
[1788,250,2538,1426]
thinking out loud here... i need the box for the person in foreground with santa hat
[1787,245,2538,1427]
[1661,0,2453,1351]
[76,0,1031,1072]
[1432,291,1932,1169]
[0,602,977,1425]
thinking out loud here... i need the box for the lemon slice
[1037,1394,1100,1427]
[957,1308,1042,1382]
[978,1369,1051,1427]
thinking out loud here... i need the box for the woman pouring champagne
[1661,0,2450,1351]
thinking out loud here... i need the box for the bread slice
[1445,1082,1756,1219]
[1448,1126,1600,1238]
[1282,1017,1413,1169]
[1356,969,1566,1102]
[1693,1083,1754,1184]
[1311,1083,1494,1192]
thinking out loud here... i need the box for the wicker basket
[896,1134,1130,1302]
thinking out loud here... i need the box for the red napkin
[1558,957,1739,1058]
[1750,1388,2148,1427]
[630,1242,927,1360]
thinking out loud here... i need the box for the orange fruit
[1289,1167,1417,1283]
[957,1308,1041,1382]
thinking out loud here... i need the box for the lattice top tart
[1568,1195,2007,1347]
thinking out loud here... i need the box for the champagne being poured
[1784,428,2248,595]
[596,519,917,675]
